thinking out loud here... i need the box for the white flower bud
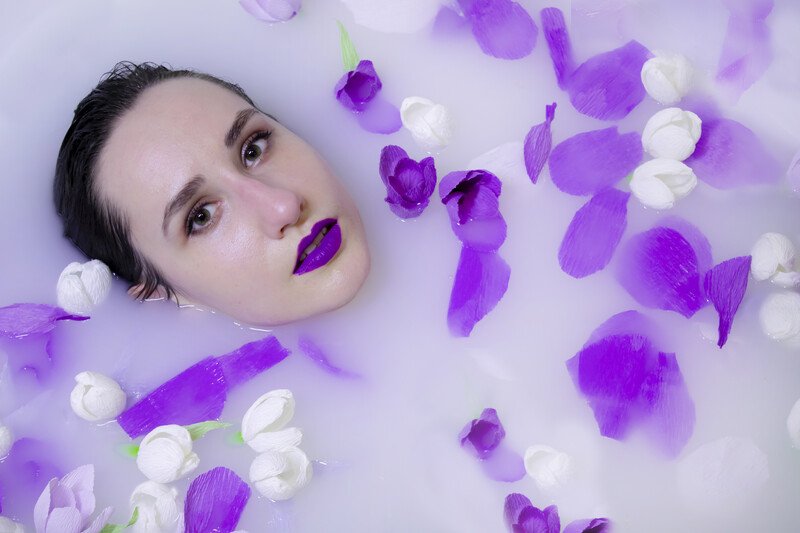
[641,51,693,105]
[0,517,26,533]
[750,233,796,282]
[759,292,800,345]
[137,425,200,483]
[56,260,112,315]
[629,158,698,210]
[0,425,13,458]
[129,481,184,533]
[641,108,701,160]
[242,389,299,452]
[70,371,127,422]
[523,445,573,489]
[787,398,800,448]
[249,447,312,501]
[400,96,454,150]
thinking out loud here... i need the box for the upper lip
[294,218,337,271]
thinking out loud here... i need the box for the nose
[235,178,303,239]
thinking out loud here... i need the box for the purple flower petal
[298,335,361,379]
[716,0,773,100]
[185,467,250,533]
[504,493,534,530]
[334,60,382,112]
[379,145,437,218]
[355,96,402,134]
[481,443,525,482]
[433,5,471,37]
[704,256,752,348]
[117,336,290,438]
[459,408,506,459]
[0,438,63,521]
[448,247,510,337]
[0,304,88,339]
[510,503,561,533]
[563,518,612,533]
[238,0,301,23]
[541,8,575,89]
[657,216,714,276]
[616,226,707,317]
[558,188,630,278]
[684,117,779,189]
[457,0,538,60]
[549,127,642,196]
[440,170,507,251]
[523,103,557,184]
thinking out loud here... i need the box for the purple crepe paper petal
[334,60,382,112]
[0,438,63,521]
[549,127,642,196]
[716,0,773,101]
[563,518,612,533]
[558,188,630,278]
[185,467,250,533]
[616,226,706,317]
[457,0,538,60]
[504,493,534,530]
[585,310,664,350]
[657,216,713,277]
[297,335,361,379]
[515,504,561,533]
[541,8,575,89]
[481,443,525,482]
[684,118,780,189]
[0,303,88,339]
[448,247,510,337]
[459,407,505,459]
[117,336,290,438]
[523,103,556,184]
[355,96,402,134]
[704,255,752,347]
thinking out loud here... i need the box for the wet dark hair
[54,61,257,300]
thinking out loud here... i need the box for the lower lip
[293,220,342,275]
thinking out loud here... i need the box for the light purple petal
[334,60,382,112]
[459,408,505,459]
[34,480,55,533]
[563,517,612,533]
[704,255,752,348]
[447,247,510,337]
[185,467,250,533]
[0,438,63,522]
[433,5,471,37]
[355,96,402,134]
[787,150,800,196]
[45,506,82,533]
[523,103,557,184]
[82,506,113,533]
[716,0,773,100]
[457,0,538,60]
[640,351,695,458]
[515,504,561,533]
[504,493,534,529]
[297,335,361,379]
[684,118,780,189]
[549,127,642,196]
[0,303,88,339]
[118,336,290,438]
[481,444,525,482]
[558,188,630,278]
[238,0,300,23]
[379,145,408,187]
[540,8,575,89]
[616,226,707,317]
[440,170,507,251]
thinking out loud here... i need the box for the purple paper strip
[0,303,88,339]
[298,335,361,379]
[458,0,538,60]
[448,247,510,337]
[549,127,642,196]
[523,102,557,184]
[704,255,752,347]
[716,0,773,101]
[185,467,250,533]
[558,188,630,278]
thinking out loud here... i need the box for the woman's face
[95,77,370,326]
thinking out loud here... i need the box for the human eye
[241,130,272,168]
[185,202,219,236]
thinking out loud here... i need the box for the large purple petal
[523,103,556,184]
[457,0,538,60]
[549,127,642,196]
[185,467,250,533]
[558,188,630,278]
[448,247,510,337]
[0,438,63,522]
[355,96,402,134]
[704,256,752,348]
[0,304,88,339]
[540,8,575,89]
[118,336,290,438]
[616,226,707,317]
[563,518,612,533]
[716,0,773,101]
[684,118,780,189]
[657,216,714,276]
[459,407,505,459]
[297,335,361,379]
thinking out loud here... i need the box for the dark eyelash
[241,130,272,163]
[185,202,205,237]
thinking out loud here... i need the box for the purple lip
[294,218,341,275]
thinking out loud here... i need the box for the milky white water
[1,0,799,531]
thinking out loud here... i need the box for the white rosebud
[70,371,127,422]
[629,158,698,210]
[641,108,701,160]
[750,233,796,283]
[0,424,13,458]
[56,260,112,315]
[400,96,454,150]
[242,389,302,453]
[787,398,800,448]
[137,425,199,483]
[523,445,574,489]
[759,292,800,345]
[249,447,313,501]
[641,51,693,105]
[129,481,185,533]
[0,517,26,533]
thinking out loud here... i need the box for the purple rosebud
[439,169,507,251]
[238,0,300,23]
[334,60,382,112]
[378,145,437,218]
[459,408,506,459]
[504,494,561,533]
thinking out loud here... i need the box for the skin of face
[96,78,371,326]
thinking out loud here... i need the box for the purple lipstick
[294,218,341,275]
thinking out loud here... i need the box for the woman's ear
[127,283,170,301]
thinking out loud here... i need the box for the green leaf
[229,431,245,445]
[185,420,231,441]
[337,21,360,71]
[625,173,634,183]
[118,443,140,458]
[99,507,139,533]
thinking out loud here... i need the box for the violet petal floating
[185,467,250,533]
[540,8,575,89]
[523,103,556,184]
[684,117,780,189]
[378,145,437,218]
[558,188,630,278]
[457,0,538,60]
[459,407,505,459]
[657,216,714,276]
[716,0,773,101]
[238,0,301,23]
[355,95,402,134]
[563,518,612,533]
[616,226,706,317]
[440,169,507,251]
[481,443,525,482]
[298,335,361,379]
[503,494,561,533]
[0,303,88,339]
[448,247,510,337]
[433,5,471,37]
[549,127,642,196]
[334,60,382,112]
[118,336,290,439]
[704,255,752,347]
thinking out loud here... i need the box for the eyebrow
[162,175,205,236]
[225,108,258,149]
